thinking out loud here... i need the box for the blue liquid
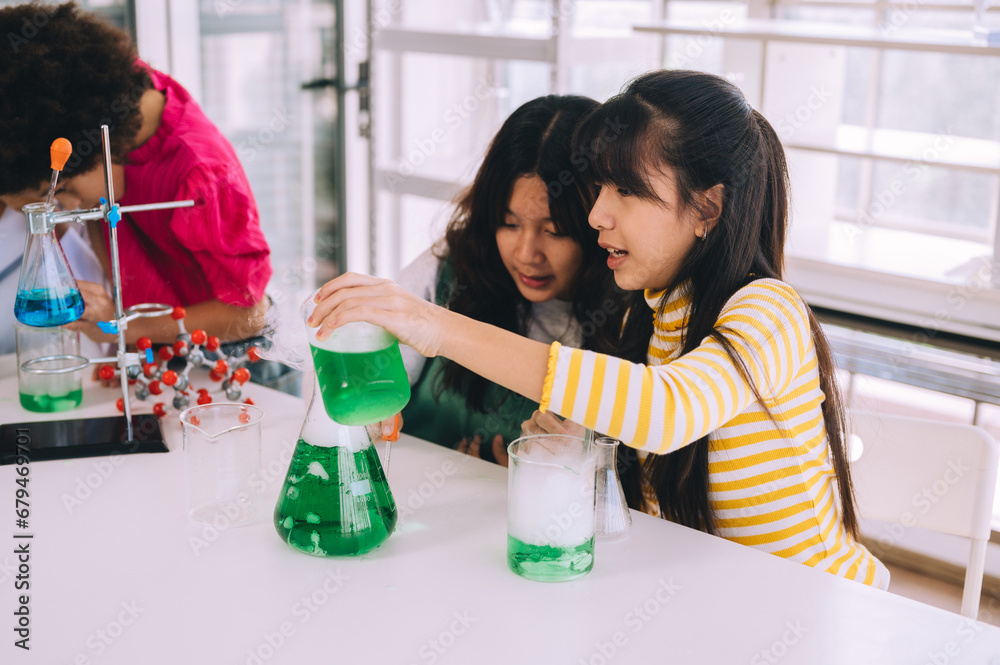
[14,289,85,327]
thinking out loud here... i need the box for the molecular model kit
[99,306,261,418]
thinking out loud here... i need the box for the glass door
[193,0,345,299]
[133,0,357,310]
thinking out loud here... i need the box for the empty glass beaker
[303,292,410,426]
[14,203,85,327]
[594,437,632,542]
[273,373,397,557]
[507,434,597,582]
[15,322,84,412]
[181,403,264,527]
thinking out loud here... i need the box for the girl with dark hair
[0,2,271,348]
[396,94,610,463]
[309,70,888,588]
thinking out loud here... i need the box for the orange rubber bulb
[50,138,72,171]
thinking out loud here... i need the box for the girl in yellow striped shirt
[309,70,888,589]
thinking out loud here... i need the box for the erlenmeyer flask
[14,203,84,327]
[594,437,632,542]
[302,291,410,426]
[273,374,398,556]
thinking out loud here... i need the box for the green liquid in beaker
[311,342,410,426]
[274,438,397,557]
[507,535,595,582]
[19,388,83,413]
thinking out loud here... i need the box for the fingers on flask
[275,294,402,557]
[303,296,410,427]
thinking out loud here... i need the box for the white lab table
[1,353,999,664]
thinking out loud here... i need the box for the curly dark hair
[439,94,612,411]
[0,2,152,195]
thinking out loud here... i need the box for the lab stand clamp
[15,126,259,442]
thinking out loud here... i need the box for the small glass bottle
[273,373,398,557]
[594,437,632,542]
[15,203,85,327]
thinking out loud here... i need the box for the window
[371,0,661,271]
[373,2,1000,343]
[138,0,344,307]
[638,1,1000,343]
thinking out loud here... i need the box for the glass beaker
[181,403,264,527]
[15,323,84,412]
[594,437,632,542]
[507,434,597,582]
[273,374,397,557]
[14,203,85,327]
[303,293,410,426]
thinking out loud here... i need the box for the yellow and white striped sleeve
[539,280,813,454]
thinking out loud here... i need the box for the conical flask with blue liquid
[14,202,85,327]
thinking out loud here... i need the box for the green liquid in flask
[274,439,397,557]
[311,343,410,426]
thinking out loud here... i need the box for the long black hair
[440,94,612,411]
[578,70,858,538]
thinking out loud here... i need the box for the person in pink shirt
[0,2,272,347]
